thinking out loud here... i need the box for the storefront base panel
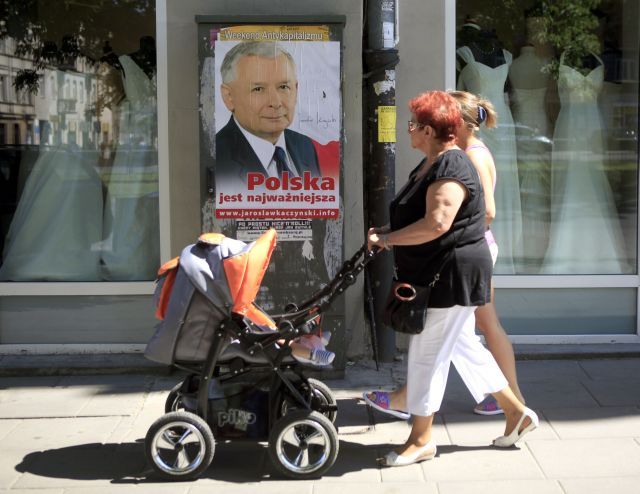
[0,296,156,344]
[495,288,638,335]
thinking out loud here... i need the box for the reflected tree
[538,0,602,77]
[0,0,154,94]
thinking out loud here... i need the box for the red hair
[409,91,461,141]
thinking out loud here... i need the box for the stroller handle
[272,242,381,327]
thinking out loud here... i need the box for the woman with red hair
[366,91,537,467]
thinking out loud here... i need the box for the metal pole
[363,0,399,363]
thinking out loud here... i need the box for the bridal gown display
[457,46,522,274]
[101,54,159,280]
[541,53,628,274]
[0,145,103,281]
[509,47,552,272]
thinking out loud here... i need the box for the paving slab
[513,378,599,409]
[62,486,190,494]
[436,479,564,494]
[314,482,438,494]
[13,443,146,489]
[0,386,95,418]
[106,392,166,444]
[420,446,543,482]
[358,416,425,446]
[527,437,640,478]
[57,375,155,388]
[0,419,21,441]
[544,406,640,438]
[514,360,590,382]
[442,412,557,446]
[579,358,640,380]
[190,481,313,494]
[311,442,381,483]
[188,442,267,483]
[378,460,425,482]
[559,476,640,494]
[3,416,123,453]
[74,390,149,417]
[0,490,63,494]
[0,452,28,489]
[581,378,640,406]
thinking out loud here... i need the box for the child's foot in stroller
[310,348,335,366]
[292,347,335,366]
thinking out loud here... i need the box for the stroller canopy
[145,229,278,365]
[218,228,277,328]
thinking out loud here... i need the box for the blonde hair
[448,90,497,130]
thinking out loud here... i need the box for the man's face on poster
[222,53,298,144]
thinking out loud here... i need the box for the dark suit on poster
[215,117,322,190]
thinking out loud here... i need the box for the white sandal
[493,407,539,447]
[381,441,437,467]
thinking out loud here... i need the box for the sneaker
[473,395,504,416]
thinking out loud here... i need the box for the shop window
[456,0,638,275]
[0,1,158,282]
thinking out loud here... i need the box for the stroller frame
[145,240,376,481]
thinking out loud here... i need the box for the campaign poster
[197,18,346,369]
[211,26,341,221]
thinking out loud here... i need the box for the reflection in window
[456,1,638,275]
[0,2,158,282]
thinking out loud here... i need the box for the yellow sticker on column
[378,106,396,143]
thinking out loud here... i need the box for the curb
[0,345,638,377]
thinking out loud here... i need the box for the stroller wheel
[145,411,215,481]
[268,410,338,479]
[307,378,338,424]
[280,378,338,424]
[164,382,186,413]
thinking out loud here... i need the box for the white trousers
[407,305,509,416]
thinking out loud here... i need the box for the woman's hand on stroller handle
[367,226,391,253]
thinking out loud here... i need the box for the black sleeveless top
[389,149,492,308]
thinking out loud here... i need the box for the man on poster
[215,41,322,190]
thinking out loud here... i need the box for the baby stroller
[143,229,374,480]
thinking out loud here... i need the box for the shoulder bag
[383,218,470,335]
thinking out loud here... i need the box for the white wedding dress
[101,55,160,280]
[509,50,553,273]
[0,145,103,281]
[457,46,522,274]
[541,53,628,273]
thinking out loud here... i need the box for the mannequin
[0,127,104,281]
[457,15,506,70]
[101,36,159,280]
[508,16,553,272]
[541,45,628,274]
[100,40,123,74]
[457,23,522,274]
[129,36,156,79]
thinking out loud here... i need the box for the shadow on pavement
[14,438,395,483]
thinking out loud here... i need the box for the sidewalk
[0,358,639,493]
